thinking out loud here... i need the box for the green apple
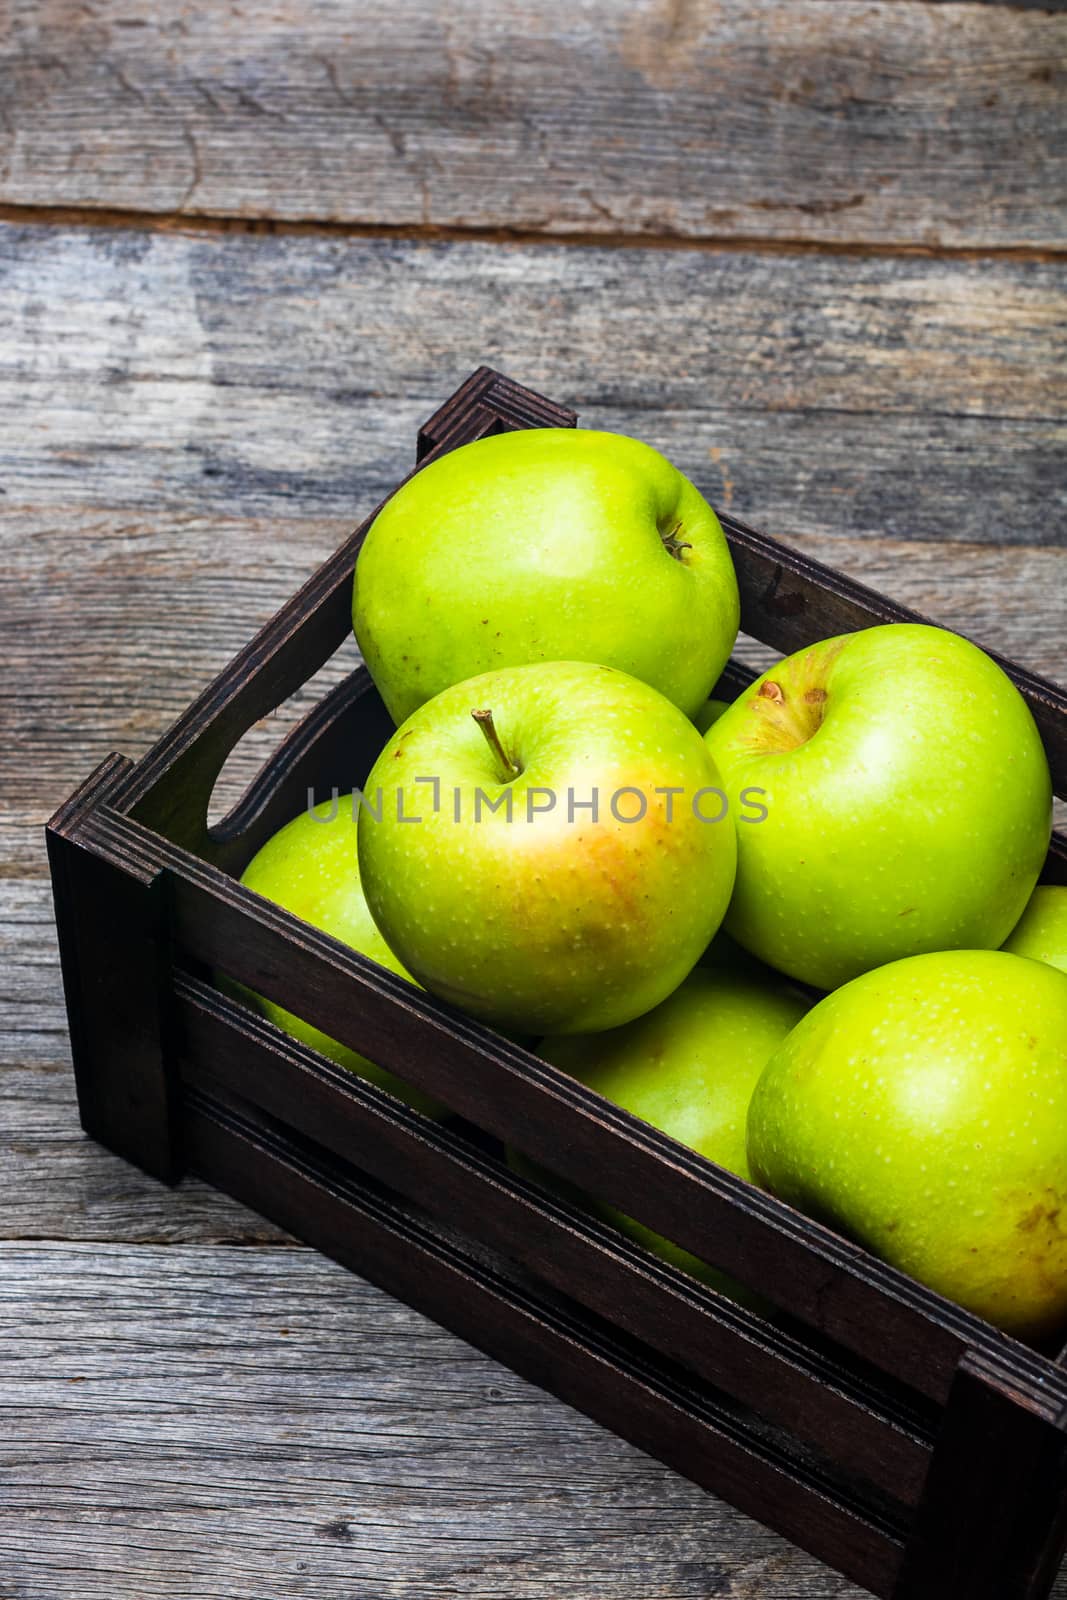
[1003,885,1067,975]
[523,963,809,1297]
[705,624,1052,990]
[747,949,1067,1339]
[353,427,739,725]
[239,797,441,1116]
[357,660,737,1035]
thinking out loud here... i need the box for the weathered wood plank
[0,1243,1062,1598]
[2,229,1064,536]
[0,1,1064,247]
[0,1242,882,1599]
[0,1118,289,1245]
[1,877,69,1068]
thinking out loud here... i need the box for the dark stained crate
[46,369,1067,1600]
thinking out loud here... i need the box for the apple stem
[471,708,521,782]
[661,521,692,561]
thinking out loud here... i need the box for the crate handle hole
[205,633,367,850]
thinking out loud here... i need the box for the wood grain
[0,1241,899,1600]
[0,1,1064,247]
[1,228,1064,533]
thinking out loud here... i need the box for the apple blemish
[748,676,829,753]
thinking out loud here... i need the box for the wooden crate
[46,368,1067,1600]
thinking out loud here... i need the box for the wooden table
[2,3,1065,1595]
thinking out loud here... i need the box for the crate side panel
[80,800,1067,1420]
[106,806,1024,1407]
[177,969,934,1507]
[46,759,182,1184]
[894,1351,1067,1600]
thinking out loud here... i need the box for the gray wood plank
[0,1241,883,1599]
[2,229,1064,536]
[0,879,62,1068]
[0,1,1064,247]
[2,1243,1064,1599]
